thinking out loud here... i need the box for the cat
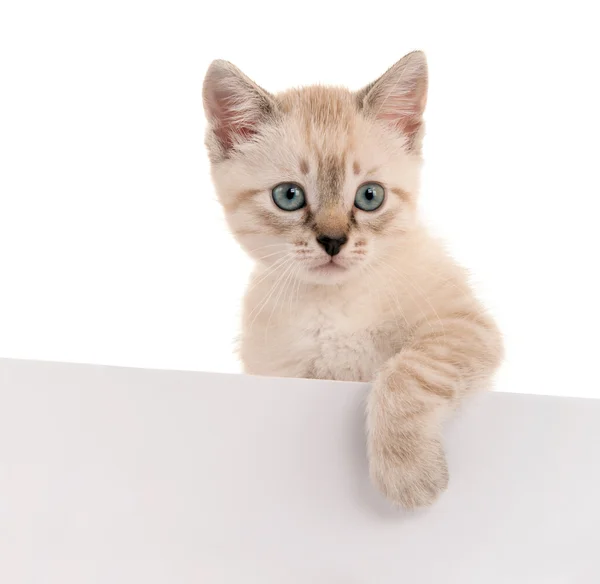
[202,51,504,509]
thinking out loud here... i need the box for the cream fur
[203,52,503,508]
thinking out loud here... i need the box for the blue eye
[354,183,385,211]
[272,183,306,211]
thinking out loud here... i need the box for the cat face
[203,52,427,285]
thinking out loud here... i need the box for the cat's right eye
[272,183,306,212]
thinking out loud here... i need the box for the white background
[0,0,598,397]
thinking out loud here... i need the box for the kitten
[202,51,503,509]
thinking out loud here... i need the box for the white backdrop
[1,0,598,397]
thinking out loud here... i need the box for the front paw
[368,431,449,509]
[367,385,449,508]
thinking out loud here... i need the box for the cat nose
[316,234,348,256]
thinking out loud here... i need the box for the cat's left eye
[354,183,385,211]
[272,183,306,211]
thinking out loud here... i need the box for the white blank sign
[1,358,599,583]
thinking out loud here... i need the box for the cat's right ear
[203,60,276,160]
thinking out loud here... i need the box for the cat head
[203,52,427,285]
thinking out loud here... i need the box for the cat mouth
[310,260,347,274]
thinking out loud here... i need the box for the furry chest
[289,305,399,383]
[241,280,408,382]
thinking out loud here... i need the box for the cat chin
[298,263,358,286]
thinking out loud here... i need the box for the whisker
[261,261,297,339]
[246,253,294,294]
[254,249,288,262]
[247,242,289,254]
[248,258,295,330]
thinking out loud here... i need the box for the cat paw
[367,375,449,508]
[368,434,449,509]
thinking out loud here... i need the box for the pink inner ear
[367,61,427,144]
[213,116,259,151]
[401,117,422,138]
[209,87,262,151]
[376,85,424,137]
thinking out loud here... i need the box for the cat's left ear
[203,60,276,160]
[357,51,428,150]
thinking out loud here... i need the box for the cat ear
[203,60,276,157]
[357,51,428,149]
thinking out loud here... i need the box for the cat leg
[367,304,503,508]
